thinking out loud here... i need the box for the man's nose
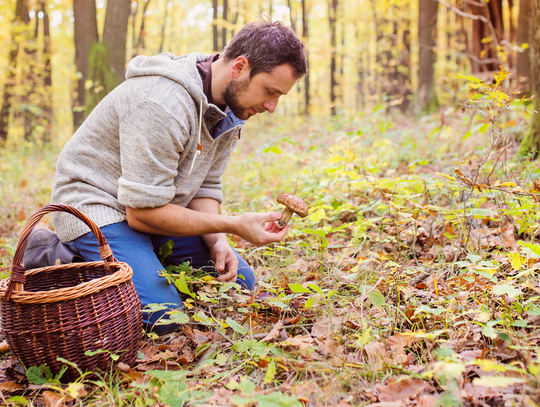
[263,98,278,113]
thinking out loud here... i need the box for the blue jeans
[65,222,255,333]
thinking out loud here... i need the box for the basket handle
[5,204,117,301]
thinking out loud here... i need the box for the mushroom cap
[276,194,309,217]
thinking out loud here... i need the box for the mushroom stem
[275,207,294,229]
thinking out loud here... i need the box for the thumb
[263,212,283,222]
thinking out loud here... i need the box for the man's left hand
[210,240,238,283]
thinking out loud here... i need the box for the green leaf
[518,241,540,259]
[158,240,174,263]
[226,318,247,335]
[26,365,48,385]
[255,392,303,406]
[306,283,323,295]
[264,359,276,384]
[263,145,281,154]
[288,283,310,294]
[167,310,190,324]
[492,284,522,298]
[175,273,196,298]
[368,289,386,307]
[5,396,29,406]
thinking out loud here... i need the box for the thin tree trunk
[213,0,219,51]
[73,0,98,128]
[518,0,540,158]
[302,0,310,114]
[329,0,337,116]
[103,0,131,85]
[131,0,138,58]
[288,0,297,33]
[41,0,52,142]
[222,0,228,49]
[22,7,39,140]
[159,2,169,53]
[0,0,30,142]
[417,0,439,112]
[136,0,151,53]
[517,0,531,89]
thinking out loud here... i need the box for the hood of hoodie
[126,52,209,104]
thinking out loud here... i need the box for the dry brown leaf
[386,333,417,352]
[43,390,67,407]
[311,321,327,339]
[0,381,24,392]
[375,377,431,402]
[416,394,438,407]
[261,320,284,342]
[289,259,309,272]
[281,335,314,351]
[364,341,390,369]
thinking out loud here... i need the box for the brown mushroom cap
[276,194,309,217]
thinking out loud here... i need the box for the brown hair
[222,20,307,79]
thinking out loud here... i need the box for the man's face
[223,63,297,120]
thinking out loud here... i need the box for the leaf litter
[1,82,540,405]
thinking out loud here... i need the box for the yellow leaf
[436,172,456,181]
[309,208,327,223]
[509,252,526,271]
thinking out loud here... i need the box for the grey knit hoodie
[51,52,243,242]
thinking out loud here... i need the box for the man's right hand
[234,212,288,246]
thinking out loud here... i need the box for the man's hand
[210,239,238,282]
[235,212,288,246]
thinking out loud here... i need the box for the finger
[217,253,238,281]
[261,211,283,223]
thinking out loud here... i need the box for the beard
[222,77,252,120]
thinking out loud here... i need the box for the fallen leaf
[43,390,66,407]
[261,320,284,342]
[289,259,309,272]
[0,381,24,392]
[375,377,431,402]
[116,362,131,373]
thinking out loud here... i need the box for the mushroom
[274,193,309,229]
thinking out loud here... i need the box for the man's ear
[231,56,250,79]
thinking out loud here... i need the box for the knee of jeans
[237,266,256,291]
[142,303,183,333]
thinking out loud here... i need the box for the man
[50,20,308,332]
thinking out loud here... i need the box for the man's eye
[266,89,275,96]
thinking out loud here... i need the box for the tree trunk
[103,0,131,85]
[213,0,219,51]
[222,0,228,49]
[22,7,39,141]
[417,0,438,112]
[519,0,540,158]
[329,0,337,116]
[0,0,30,143]
[41,0,53,142]
[73,0,98,128]
[469,0,504,73]
[302,0,310,115]
[517,0,531,90]
[136,0,151,54]
[159,2,169,54]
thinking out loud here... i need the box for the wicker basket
[0,205,142,381]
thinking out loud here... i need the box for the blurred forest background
[0,0,538,152]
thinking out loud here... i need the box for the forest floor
[1,90,540,406]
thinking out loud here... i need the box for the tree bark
[302,0,310,115]
[519,0,540,158]
[329,0,337,116]
[417,0,439,112]
[222,0,228,49]
[0,0,30,143]
[103,0,131,85]
[41,0,53,142]
[73,0,98,128]
[517,0,531,90]
[159,2,169,54]
[213,0,219,51]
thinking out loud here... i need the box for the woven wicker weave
[0,205,142,381]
